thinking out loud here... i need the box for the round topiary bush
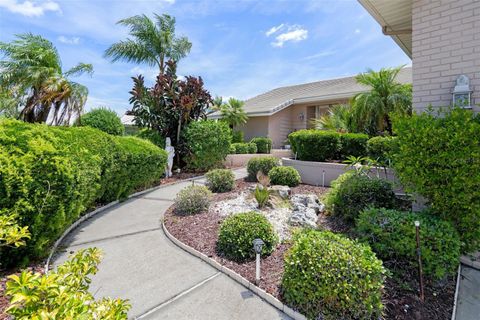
[246,156,279,181]
[174,185,212,215]
[367,136,397,165]
[356,208,461,280]
[250,137,272,153]
[217,212,278,261]
[79,107,125,136]
[205,169,235,193]
[231,142,250,154]
[247,142,257,154]
[268,166,301,187]
[324,172,398,222]
[282,229,386,320]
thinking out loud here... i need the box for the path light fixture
[414,220,425,302]
[253,238,264,284]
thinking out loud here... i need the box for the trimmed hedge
[250,137,272,153]
[136,128,165,148]
[232,130,244,143]
[230,142,257,154]
[393,108,480,252]
[356,208,461,280]
[324,172,398,222]
[183,120,231,171]
[246,156,279,181]
[79,107,124,136]
[367,136,397,165]
[282,229,386,320]
[0,120,167,267]
[217,212,278,261]
[205,169,235,193]
[288,130,369,161]
[268,166,301,187]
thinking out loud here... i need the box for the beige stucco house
[359,0,480,113]
[212,68,411,148]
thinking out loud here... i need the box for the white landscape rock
[211,191,324,241]
[268,185,291,199]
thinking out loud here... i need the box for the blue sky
[0,0,411,115]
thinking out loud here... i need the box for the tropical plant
[220,98,248,128]
[0,33,93,124]
[6,248,130,319]
[105,14,191,75]
[79,107,125,135]
[129,60,212,166]
[351,66,412,135]
[0,87,21,118]
[0,213,30,248]
[311,104,354,132]
[254,185,270,208]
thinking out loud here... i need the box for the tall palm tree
[351,66,412,135]
[0,33,93,124]
[220,98,248,128]
[104,14,192,75]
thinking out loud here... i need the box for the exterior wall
[223,149,293,167]
[268,107,292,148]
[235,116,269,142]
[290,104,308,131]
[412,0,480,113]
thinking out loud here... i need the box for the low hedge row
[0,120,167,267]
[288,130,369,161]
[250,137,272,153]
[229,142,257,154]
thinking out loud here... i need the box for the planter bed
[164,178,456,320]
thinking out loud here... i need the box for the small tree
[220,98,248,129]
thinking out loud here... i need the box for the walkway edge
[161,221,306,320]
[451,264,462,320]
[44,174,205,273]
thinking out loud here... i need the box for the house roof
[211,66,411,118]
[358,0,412,57]
[121,114,135,126]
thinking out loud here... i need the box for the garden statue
[165,137,175,178]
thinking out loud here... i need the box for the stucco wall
[268,107,292,148]
[412,0,480,113]
[235,116,269,142]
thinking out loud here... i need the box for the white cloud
[265,23,284,37]
[355,28,361,34]
[302,51,336,60]
[58,35,80,45]
[0,0,61,17]
[271,25,308,47]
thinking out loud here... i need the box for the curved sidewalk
[53,168,290,320]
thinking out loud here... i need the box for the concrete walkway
[53,168,290,320]
[455,265,480,320]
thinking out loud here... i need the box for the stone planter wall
[282,158,399,188]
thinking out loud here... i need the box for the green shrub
[248,142,257,154]
[231,142,249,154]
[282,229,385,320]
[367,136,397,165]
[325,172,398,221]
[174,185,212,215]
[183,120,231,171]
[6,248,130,319]
[205,169,235,193]
[217,212,278,261]
[229,144,236,154]
[246,156,279,181]
[338,133,368,159]
[393,108,480,252]
[232,130,244,143]
[288,130,339,161]
[254,186,270,208]
[79,107,124,136]
[250,137,272,153]
[356,208,461,280]
[136,128,165,148]
[0,120,167,267]
[268,166,301,187]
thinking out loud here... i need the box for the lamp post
[415,220,425,302]
[253,238,264,284]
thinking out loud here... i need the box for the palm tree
[0,33,93,124]
[104,14,192,75]
[311,104,354,132]
[351,66,412,135]
[220,98,248,128]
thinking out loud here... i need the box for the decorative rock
[269,185,291,199]
[289,208,318,228]
[290,194,324,213]
[288,194,324,228]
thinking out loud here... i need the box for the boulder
[269,185,291,199]
[288,194,325,228]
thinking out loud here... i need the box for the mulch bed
[164,178,457,320]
